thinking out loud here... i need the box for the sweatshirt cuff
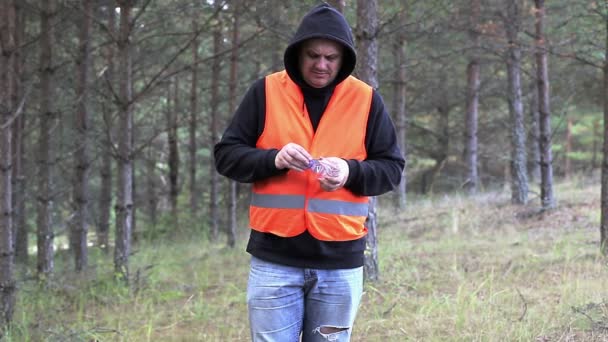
[344,159,359,188]
[267,149,288,174]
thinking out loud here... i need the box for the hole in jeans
[314,326,350,341]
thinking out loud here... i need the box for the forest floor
[9,175,608,341]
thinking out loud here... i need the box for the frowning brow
[305,49,342,59]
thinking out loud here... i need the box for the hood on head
[284,3,356,88]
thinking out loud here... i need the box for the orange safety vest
[250,71,372,241]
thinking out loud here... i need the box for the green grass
[7,178,608,341]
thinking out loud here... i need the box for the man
[214,3,404,341]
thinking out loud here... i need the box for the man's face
[298,38,343,88]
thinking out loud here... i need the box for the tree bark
[600,4,608,255]
[327,0,345,13]
[37,0,56,279]
[565,117,572,179]
[167,79,180,228]
[528,81,541,183]
[114,0,135,282]
[356,0,378,89]
[593,118,600,170]
[189,16,200,217]
[0,0,17,327]
[356,0,380,281]
[464,0,480,194]
[391,8,407,210]
[98,4,116,252]
[227,2,241,248]
[72,0,92,272]
[534,0,556,209]
[11,1,27,264]
[505,0,528,204]
[145,148,158,229]
[270,4,283,72]
[209,0,222,241]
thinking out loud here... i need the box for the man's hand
[275,143,312,172]
[317,157,349,192]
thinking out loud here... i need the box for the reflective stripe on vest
[251,193,369,216]
[250,70,372,241]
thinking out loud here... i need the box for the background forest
[0,0,608,340]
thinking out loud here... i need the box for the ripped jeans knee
[312,326,351,341]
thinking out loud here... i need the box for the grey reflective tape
[251,193,305,209]
[308,199,369,216]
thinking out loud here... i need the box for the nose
[315,57,328,70]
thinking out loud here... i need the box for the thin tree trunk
[391,8,407,210]
[189,16,200,217]
[167,78,179,227]
[115,0,134,282]
[37,0,56,278]
[593,118,600,170]
[72,0,92,272]
[0,0,17,327]
[427,101,450,194]
[145,149,158,229]
[505,0,528,204]
[356,0,379,281]
[131,138,137,244]
[98,4,116,252]
[600,3,608,255]
[12,1,27,264]
[327,0,345,13]
[464,0,480,194]
[528,81,541,183]
[565,117,572,179]
[227,2,241,248]
[209,0,222,241]
[534,0,556,209]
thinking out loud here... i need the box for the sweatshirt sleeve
[344,90,405,196]
[214,78,287,183]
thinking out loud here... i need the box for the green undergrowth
[6,176,608,341]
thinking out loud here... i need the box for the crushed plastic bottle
[307,159,339,177]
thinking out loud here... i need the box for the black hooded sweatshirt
[214,3,405,269]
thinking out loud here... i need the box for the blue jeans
[247,256,363,342]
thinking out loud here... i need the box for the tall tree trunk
[209,0,222,241]
[327,0,345,13]
[145,148,158,229]
[167,78,180,228]
[464,0,480,194]
[114,0,134,282]
[528,81,541,183]
[534,0,556,209]
[593,118,600,170]
[356,0,380,281]
[391,8,407,210]
[227,2,241,248]
[189,16,200,217]
[98,4,116,252]
[72,0,92,272]
[505,0,528,204]
[0,0,17,327]
[427,100,450,195]
[37,0,56,278]
[600,4,608,255]
[270,4,283,72]
[565,117,572,179]
[12,1,27,264]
